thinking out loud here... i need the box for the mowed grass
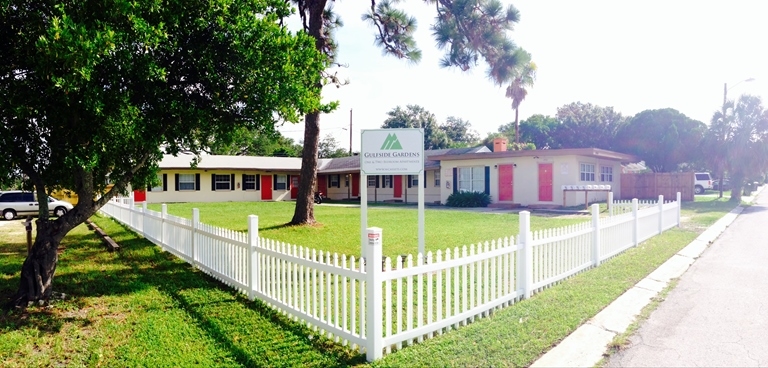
[147,202,587,258]
[0,196,737,367]
[0,218,362,368]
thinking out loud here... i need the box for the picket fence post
[192,208,199,267]
[676,192,681,227]
[632,198,639,247]
[608,192,614,217]
[160,204,167,251]
[657,195,664,234]
[141,202,148,239]
[365,227,383,362]
[128,196,135,230]
[517,211,532,299]
[248,215,259,301]
[591,204,601,266]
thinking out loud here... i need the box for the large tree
[498,113,558,149]
[208,128,304,157]
[615,108,706,172]
[0,0,325,306]
[318,134,349,158]
[288,0,526,225]
[553,102,626,149]
[382,105,450,150]
[442,116,480,147]
[719,95,768,202]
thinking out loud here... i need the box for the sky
[278,1,768,152]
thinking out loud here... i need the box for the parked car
[694,172,713,194]
[0,190,74,220]
[712,178,730,191]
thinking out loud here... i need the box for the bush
[446,191,492,207]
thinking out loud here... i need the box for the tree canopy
[0,0,325,305]
[500,114,558,149]
[615,108,706,172]
[553,102,626,150]
[381,105,482,149]
[715,95,768,201]
[208,128,304,157]
[318,134,349,158]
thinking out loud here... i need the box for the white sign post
[360,129,425,259]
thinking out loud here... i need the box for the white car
[694,172,713,195]
[0,190,74,220]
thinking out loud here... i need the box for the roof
[157,147,638,173]
[430,148,639,163]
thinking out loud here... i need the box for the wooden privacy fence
[620,172,694,201]
[100,193,681,362]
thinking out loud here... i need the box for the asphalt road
[607,191,768,367]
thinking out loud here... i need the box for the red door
[261,175,272,200]
[317,175,327,196]
[498,164,514,201]
[538,163,553,202]
[290,176,300,199]
[133,189,146,202]
[352,173,360,197]
[393,175,403,198]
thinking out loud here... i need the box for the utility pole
[349,108,353,155]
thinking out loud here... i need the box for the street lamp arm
[724,77,756,105]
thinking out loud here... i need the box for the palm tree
[488,49,536,145]
[505,51,537,144]
[721,95,768,202]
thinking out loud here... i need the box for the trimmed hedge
[446,191,492,207]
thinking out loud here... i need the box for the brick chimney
[493,137,508,152]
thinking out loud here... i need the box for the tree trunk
[291,111,320,225]
[514,107,520,144]
[730,175,744,203]
[290,0,328,226]
[12,219,67,307]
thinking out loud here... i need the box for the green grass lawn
[147,202,587,258]
[0,196,737,367]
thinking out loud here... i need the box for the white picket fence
[99,192,681,361]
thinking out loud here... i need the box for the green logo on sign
[380,133,403,150]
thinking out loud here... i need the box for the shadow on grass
[0,216,364,367]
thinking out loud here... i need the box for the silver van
[0,190,74,220]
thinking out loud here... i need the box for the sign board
[360,129,424,175]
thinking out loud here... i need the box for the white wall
[146,170,294,203]
[439,155,624,207]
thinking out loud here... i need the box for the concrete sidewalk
[532,188,765,368]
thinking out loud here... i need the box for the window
[344,175,349,187]
[434,172,440,187]
[214,174,231,190]
[458,167,484,192]
[383,175,392,188]
[178,174,196,191]
[600,166,613,182]
[580,163,595,182]
[244,174,256,190]
[275,174,287,190]
[410,174,418,187]
[150,174,164,192]
[330,175,339,188]
[368,176,377,187]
